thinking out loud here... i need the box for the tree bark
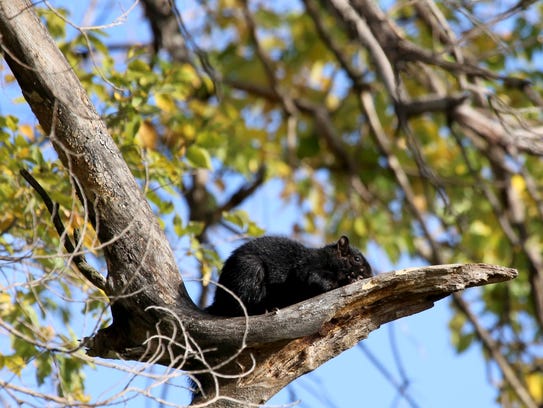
[140,0,190,63]
[0,1,518,406]
[0,0,191,351]
[187,263,517,407]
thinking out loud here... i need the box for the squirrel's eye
[354,256,361,263]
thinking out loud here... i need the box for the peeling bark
[186,264,517,407]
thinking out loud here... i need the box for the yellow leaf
[181,123,196,141]
[0,292,14,316]
[526,372,543,403]
[274,162,292,178]
[248,158,260,173]
[454,163,466,175]
[73,391,91,403]
[413,194,427,212]
[38,326,55,342]
[0,292,12,304]
[0,214,15,234]
[470,220,492,237]
[5,355,25,376]
[201,263,212,286]
[511,174,525,194]
[156,93,176,114]
[135,120,158,150]
[309,61,324,87]
[354,218,366,236]
[325,94,340,110]
[19,124,34,140]
[4,73,15,83]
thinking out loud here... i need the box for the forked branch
[83,263,516,407]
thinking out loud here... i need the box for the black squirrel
[206,235,372,316]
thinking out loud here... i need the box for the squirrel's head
[335,235,373,282]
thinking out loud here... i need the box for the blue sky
[0,1,508,407]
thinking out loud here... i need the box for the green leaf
[456,332,475,354]
[186,145,212,169]
[35,353,53,385]
[223,210,250,229]
[127,59,151,73]
[2,354,26,376]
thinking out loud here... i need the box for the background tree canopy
[1,0,542,407]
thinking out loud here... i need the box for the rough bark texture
[187,263,517,407]
[0,1,518,407]
[0,0,192,351]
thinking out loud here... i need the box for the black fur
[206,235,372,316]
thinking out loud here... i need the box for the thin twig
[19,169,106,291]
[358,342,421,408]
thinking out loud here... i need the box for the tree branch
[19,169,106,291]
[0,0,194,348]
[328,0,400,102]
[83,263,516,407]
[452,293,538,408]
[140,0,190,63]
[453,104,543,155]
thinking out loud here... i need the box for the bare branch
[239,0,299,124]
[328,0,400,102]
[80,263,517,406]
[19,169,106,291]
[453,293,538,408]
[358,341,421,408]
[401,93,469,117]
[349,0,506,81]
[453,104,543,155]
[185,263,516,406]
[303,0,365,87]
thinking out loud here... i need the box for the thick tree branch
[82,263,516,407]
[0,0,193,348]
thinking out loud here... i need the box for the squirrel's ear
[337,235,350,256]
